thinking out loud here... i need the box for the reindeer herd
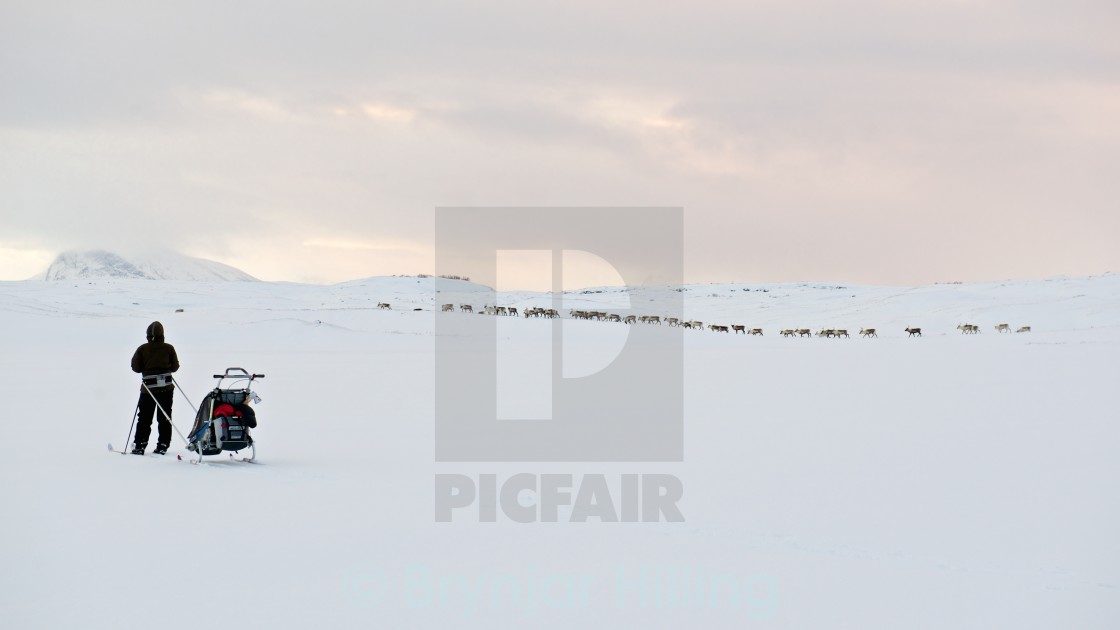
[423,303,1032,338]
[956,323,1031,334]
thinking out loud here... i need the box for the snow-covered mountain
[39,250,258,281]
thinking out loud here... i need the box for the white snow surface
[1,274,1117,628]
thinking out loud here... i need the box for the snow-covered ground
[1,274,1117,628]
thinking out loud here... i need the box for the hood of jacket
[146,321,165,343]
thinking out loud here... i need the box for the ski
[109,442,202,463]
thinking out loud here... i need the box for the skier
[130,321,179,454]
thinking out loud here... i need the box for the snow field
[0,274,1117,628]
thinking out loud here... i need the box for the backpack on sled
[186,368,264,461]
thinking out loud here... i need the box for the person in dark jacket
[130,321,179,454]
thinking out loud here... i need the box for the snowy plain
[0,274,1117,629]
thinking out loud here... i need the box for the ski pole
[121,400,140,455]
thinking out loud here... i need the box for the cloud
[1,1,1117,283]
[359,103,417,124]
[303,237,426,254]
[0,244,55,280]
[199,90,306,124]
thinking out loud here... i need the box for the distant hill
[38,250,258,282]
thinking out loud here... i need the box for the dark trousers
[136,387,174,447]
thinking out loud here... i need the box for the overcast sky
[1,0,1117,285]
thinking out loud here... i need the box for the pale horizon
[8,245,1115,292]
